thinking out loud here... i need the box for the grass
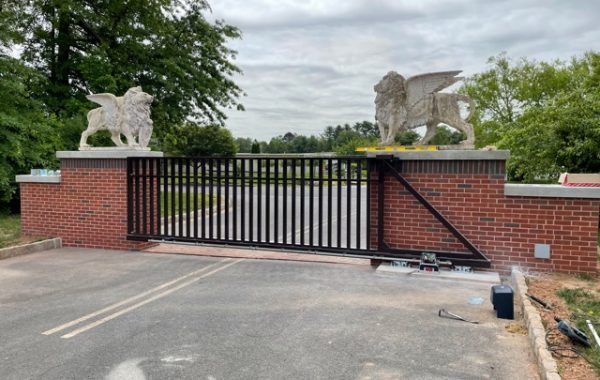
[160,191,217,217]
[556,287,600,373]
[0,214,22,249]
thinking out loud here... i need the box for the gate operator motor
[490,285,514,320]
[419,252,439,272]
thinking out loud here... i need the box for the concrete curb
[0,238,62,260]
[511,268,561,380]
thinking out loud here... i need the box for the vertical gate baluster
[134,158,141,235]
[257,158,262,242]
[225,158,230,240]
[300,158,305,246]
[318,159,323,247]
[178,157,183,237]
[193,158,198,239]
[249,159,254,242]
[291,159,296,245]
[336,160,342,248]
[266,158,270,243]
[327,158,332,247]
[283,159,288,245]
[217,158,222,240]
[366,159,371,251]
[274,159,279,244]
[233,158,238,241]
[241,159,246,241]
[186,158,191,238]
[309,158,314,247]
[163,158,168,236]
[127,158,133,234]
[356,159,361,250]
[155,158,161,236]
[347,159,351,249]
[144,158,154,235]
[209,158,214,239]
[170,158,176,236]
[201,158,206,239]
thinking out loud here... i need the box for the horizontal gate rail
[127,156,372,255]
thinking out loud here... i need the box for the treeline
[235,121,464,155]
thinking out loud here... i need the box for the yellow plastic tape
[355,146,438,152]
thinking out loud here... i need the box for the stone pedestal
[17,150,162,250]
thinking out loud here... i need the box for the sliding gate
[127,156,372,256]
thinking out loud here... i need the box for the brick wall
[370,160,600,274]
[20,158,154,250]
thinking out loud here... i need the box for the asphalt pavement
[0,248,537,380]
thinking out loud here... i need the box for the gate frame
[126,155,491,268]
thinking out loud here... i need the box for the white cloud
[209,0,600,140]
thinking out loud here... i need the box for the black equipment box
[490,285,514,320]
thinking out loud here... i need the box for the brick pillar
[18,150,162,250]
[368,150,600,274]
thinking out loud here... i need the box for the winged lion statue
[374,71,475,147]
[79,86,154,149]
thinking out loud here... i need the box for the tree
[429,127,466,145]
[0,55,62,211]
[265,137,287,153]
[395,130,421,145]
[461,52,600,181]
[165,124,237,157]
[251,140,261,154]
[334,136,378,155]
[235,137,253,153]
[11,0,244,149]
[352,121,379,138]
[461,53,573,148]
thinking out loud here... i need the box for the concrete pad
[376,263,501,284]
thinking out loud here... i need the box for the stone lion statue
[79,86,154,149]
[374,71,475,147]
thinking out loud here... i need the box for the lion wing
[405,71,463,112]
[86,93,119,116]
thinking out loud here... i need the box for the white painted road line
[61,259,244,339]
[42,258,231,336]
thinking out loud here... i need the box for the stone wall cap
[57,149,164,159]
[505,183,600,199]
[16,175,61,183]
[366,149,510,160]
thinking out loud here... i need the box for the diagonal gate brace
[376,158,490,266]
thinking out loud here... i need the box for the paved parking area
[0,248,537,379]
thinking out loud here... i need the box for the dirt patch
[528,274,599,380]
[505,321,528,335]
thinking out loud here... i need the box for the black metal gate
[127,155,490,267]
[127,156,372,255]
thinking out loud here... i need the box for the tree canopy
[165,123,237,157]
[5,0,244,148]
[461,52,600,181]
[0,0,244,210]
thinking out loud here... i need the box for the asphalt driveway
[0,248,537,379]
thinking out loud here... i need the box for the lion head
[122,86,154,148]
[374,71,407,126]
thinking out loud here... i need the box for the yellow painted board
[356,146,438,152]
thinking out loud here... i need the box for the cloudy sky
[210,0,600,140]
